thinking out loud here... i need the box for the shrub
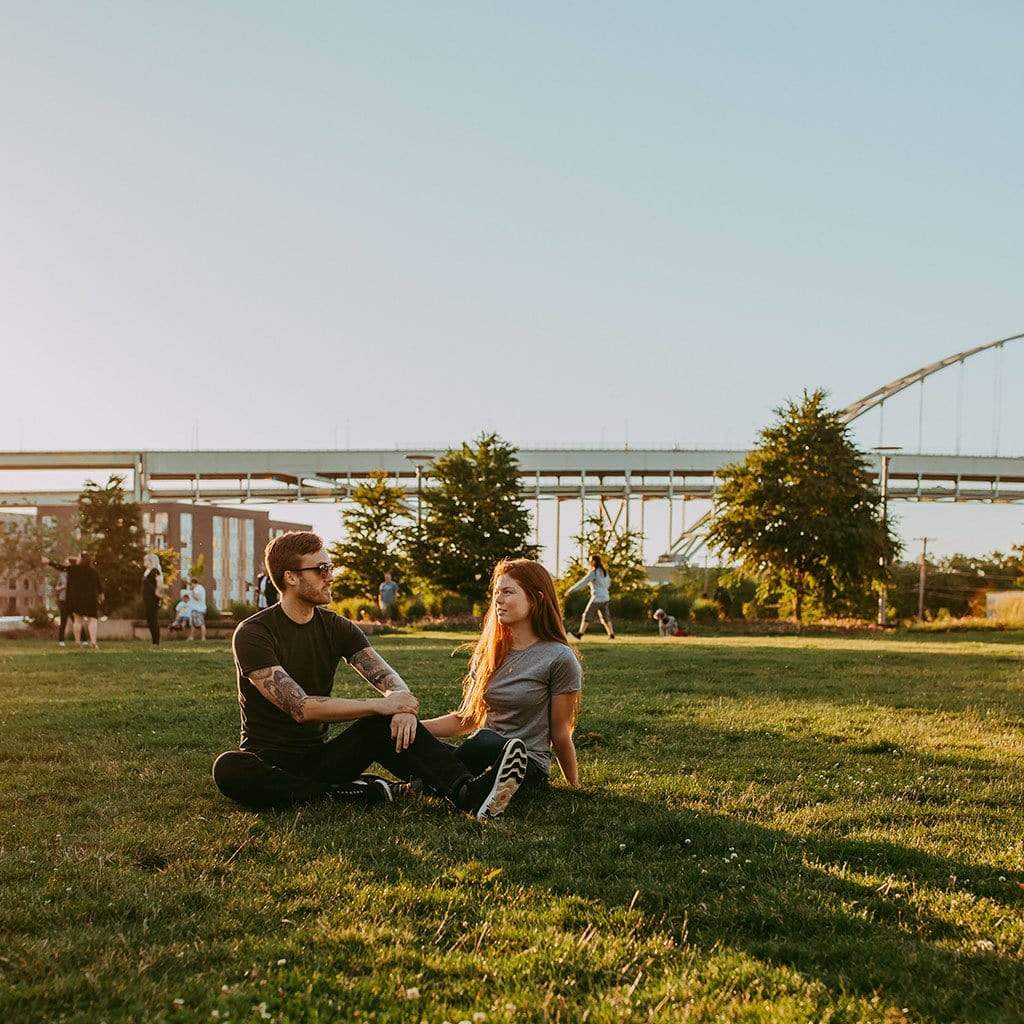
[400,597,427,620]
[229,600,258,620]
[611,593,650,620]
[692,598,722,625]
[23,605,53,630]
[653,592,692,623]
[331,598,382,622]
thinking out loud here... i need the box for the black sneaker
[569,630,582,640]
[459,738,528,821]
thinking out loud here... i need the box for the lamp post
[404,454,434,532]
[914,536,935,622]
[873,446,902,626]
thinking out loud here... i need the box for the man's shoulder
[314,606,364,632]
[233,605,278,640]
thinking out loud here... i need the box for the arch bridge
[1,332,1021,569]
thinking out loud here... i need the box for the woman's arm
[549,692,579,787]
[421,712,473,738]
[565,570,594,597]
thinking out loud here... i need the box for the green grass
[1,633,1023,1024]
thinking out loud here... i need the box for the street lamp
[404,454,434,532]
[873,445,902,626]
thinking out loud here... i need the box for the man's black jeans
[213,715,474,810]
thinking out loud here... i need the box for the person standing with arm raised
[565,554,615,640]
[212,531,528,819]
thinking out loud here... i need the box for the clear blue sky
[4,2,1022,557]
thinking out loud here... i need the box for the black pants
[57,601,69,642]
[213,715,474,811]
[453,729,549,789]
[144,597,160,645]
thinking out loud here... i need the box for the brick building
[39,503,309,612]
[1,512,45,615]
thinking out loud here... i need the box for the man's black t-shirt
[231,604,371,754]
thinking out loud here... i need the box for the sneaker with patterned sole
[465,738,528,821]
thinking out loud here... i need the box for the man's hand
[378,690,419,717]
[390,712,418,752]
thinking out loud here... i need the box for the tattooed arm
[348,648,413,694]
[248,665,419,723]
[348,648,419,751]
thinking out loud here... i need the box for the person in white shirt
[170,593,193,632]
[188,576,207,641]
[565,554,615,640]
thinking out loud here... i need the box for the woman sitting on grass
[423,558,582,789]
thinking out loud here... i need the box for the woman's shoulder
[536,640,577,662]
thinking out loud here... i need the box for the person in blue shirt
[378,572,400,620]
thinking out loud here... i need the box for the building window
[243,519,255,602]
[213,515,225,607]
[179,511,193,580]
[228,517,240,602]
[142,511,169,549]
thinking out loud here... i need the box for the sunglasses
[289,562,334,578]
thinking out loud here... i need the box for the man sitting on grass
[212,531,527,820]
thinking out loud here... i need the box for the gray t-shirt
[481,640,582,774]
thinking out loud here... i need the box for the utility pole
[914,537,935,621]
[874,446,902,626]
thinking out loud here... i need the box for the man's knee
[212,750,309,810]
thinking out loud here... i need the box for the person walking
[423,558,582,790]
[378,572,399,621]
[55,555,76,646]
[47,552,104,648]
[141,553,164,646]
[211,531,528,819]
[188,576,207,641]
[565,554,615,639]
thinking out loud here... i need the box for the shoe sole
[476,739,528,821]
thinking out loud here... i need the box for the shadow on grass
[271,778,1022,1022]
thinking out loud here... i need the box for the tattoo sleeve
[248,665,332,723]
[349,648,411,694]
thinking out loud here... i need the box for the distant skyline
[3,3,1022,557]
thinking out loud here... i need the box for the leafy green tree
[409,433,537,606]
[707,389,899,622]
[77,475,145,613]
[330,471,412,599]
[888,551,1020,619]
[558,513,650,601]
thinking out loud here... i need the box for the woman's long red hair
[458,559,580,731]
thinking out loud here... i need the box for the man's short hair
[265,531,323,592]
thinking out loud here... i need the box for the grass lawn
[2,632,1023,1023]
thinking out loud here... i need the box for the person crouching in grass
[423,559,582,789]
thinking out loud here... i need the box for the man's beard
[298,580,330,605]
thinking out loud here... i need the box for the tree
[558,513,650,601]
[77,475,145,613]
[706,389,900,622]
[409,433,537,606]
[330,471,412,599]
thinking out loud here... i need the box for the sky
[3,2,1022,560]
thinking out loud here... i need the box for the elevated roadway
[1,449,1022,506]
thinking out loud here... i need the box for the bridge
[2,331,1021,566]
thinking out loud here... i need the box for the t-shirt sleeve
[233,619,279,677]
[549,647,582,696]
[332,614,372,662]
